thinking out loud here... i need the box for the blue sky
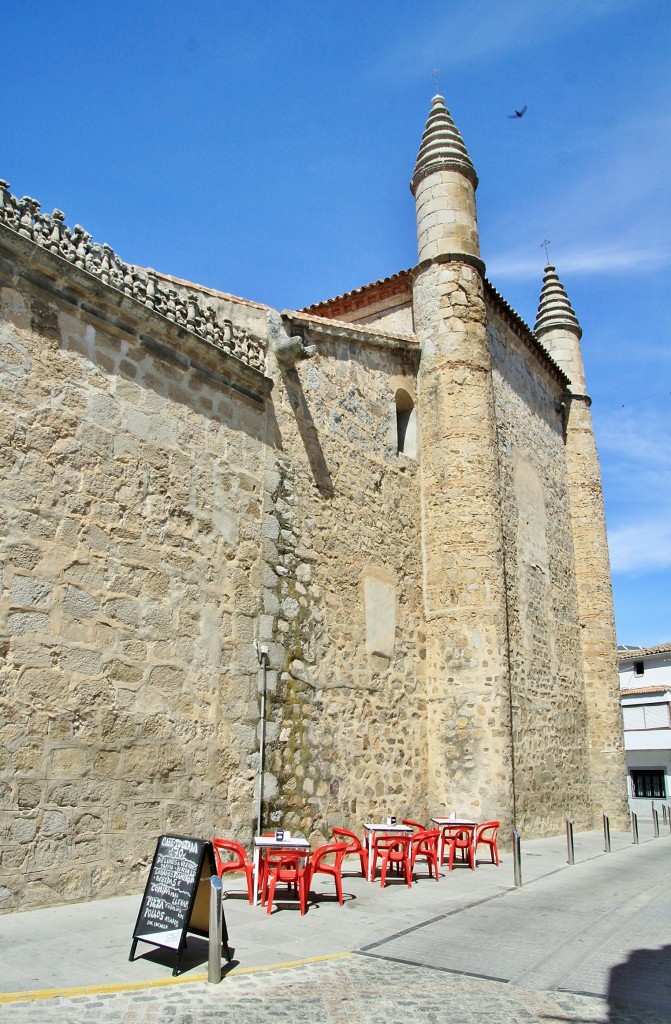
[3,1,670,645]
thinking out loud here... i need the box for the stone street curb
[0,951,353,1005]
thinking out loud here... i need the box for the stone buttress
[535,265,629,827]
[411,97,514,823]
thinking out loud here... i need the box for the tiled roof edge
[299,266,571,388]
[620,685,671,696]
[301,269,414,315]
[483,278,571,388]
[618,642,671,661]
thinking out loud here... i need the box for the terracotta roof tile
[620,685,671,696]
[618,642,671,662]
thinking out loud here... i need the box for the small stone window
[395,389,417,459]
[634,661,645,677]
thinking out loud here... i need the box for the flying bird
[509,105,527,119]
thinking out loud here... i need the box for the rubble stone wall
[413,262,514,826]
[488,307,594,835]
[260,337,427,838]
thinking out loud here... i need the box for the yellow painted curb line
[0,951,353,1004]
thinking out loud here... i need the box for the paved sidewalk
[1,827,669,1022]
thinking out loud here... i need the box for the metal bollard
[566,818,575,865]
[653,808,660,838]
[631,811,639,845]
[663,804,668,826]
[603,812,611,853]
[208,875,223,984]
[512,829,522,887]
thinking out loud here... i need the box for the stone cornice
[412,251,487,278]
[0,221,273,404]
[281,309,420,355]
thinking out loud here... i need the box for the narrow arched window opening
[395,389,417,459]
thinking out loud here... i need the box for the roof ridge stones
[0,179,266,373]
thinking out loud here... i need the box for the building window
[630,769,666,799]
[395,389,417,459]
[634,661,644,676]
[622,703,670,730]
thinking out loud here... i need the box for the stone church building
[0,96,628,910]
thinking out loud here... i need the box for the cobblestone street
[4,953,671,1024]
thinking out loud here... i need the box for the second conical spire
[534,264,582,340]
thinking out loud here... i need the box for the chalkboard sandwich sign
[129,834,230,976]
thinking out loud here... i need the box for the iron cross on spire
[432,67,441,92]
[541,239,551,264]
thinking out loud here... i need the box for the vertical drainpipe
[254,640,269,836]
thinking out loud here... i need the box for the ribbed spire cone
[534,264,582,340]
[410,95,478,194]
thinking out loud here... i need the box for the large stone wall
[0,224,428,911]
[0,235,271,911]
[0,196,622,912]
[259,329,427,835]
[488,306,594,834]
[353,303,415,336]
[413,262,514,826]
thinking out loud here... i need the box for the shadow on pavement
[607,942,671,1021]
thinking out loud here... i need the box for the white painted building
[618,643,671,816]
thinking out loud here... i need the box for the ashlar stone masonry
[0,95,628,911]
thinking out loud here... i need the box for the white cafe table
[431,817,477,866]
[363,822,413,882]
[252,835,311,905]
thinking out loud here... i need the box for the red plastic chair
[441,825,476,871]
[306,842,348,905]
[212,838,255,904]
[258,835,291,906]
[410,829,440,881]
[475,821,500,866]
[264,852,309,915]
[332,827,368,878]
[402,819,425,831]
[377,835,412,888]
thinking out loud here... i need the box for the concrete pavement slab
[363,833,671,1015]
[0,826,669,1022]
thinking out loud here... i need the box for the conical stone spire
[534,264,582,340]
[410,94,478,195]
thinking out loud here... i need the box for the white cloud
[599,412,671,470]
[609,518,671,574]
[487,244,667,280]
[599,407,671,574]
[484,104,671,284]
[371,0,637,80]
